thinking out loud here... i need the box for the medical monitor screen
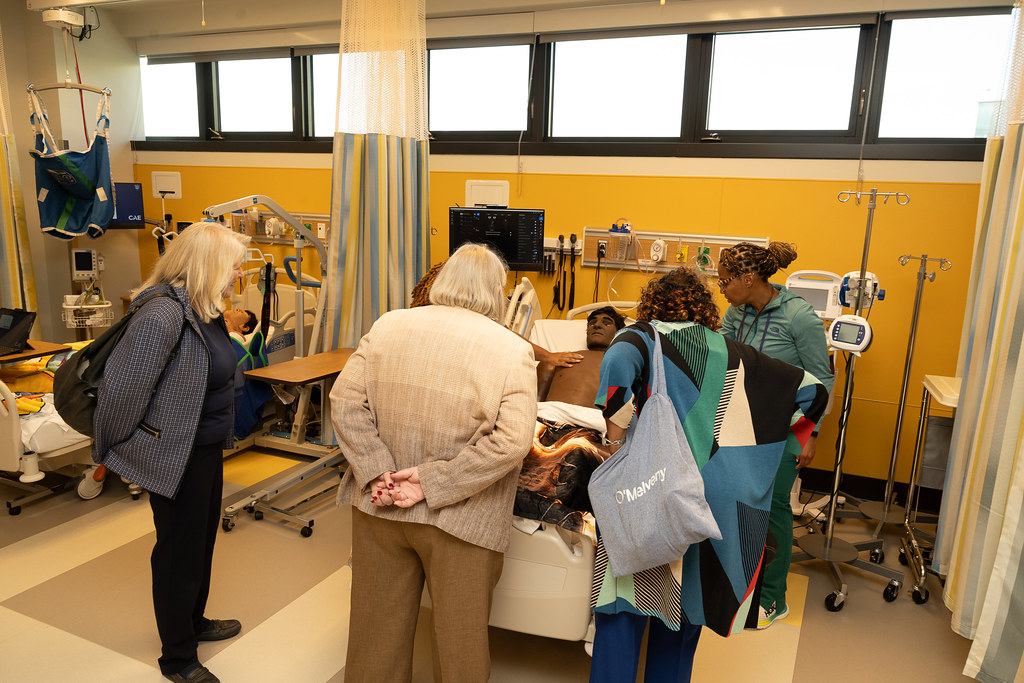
[791,286,828,314]
[836,322,860,343]
[449,207,544,271]
[109,182,146,229]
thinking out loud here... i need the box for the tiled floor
[0,451,974,682]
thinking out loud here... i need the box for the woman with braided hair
[717,241,834,630]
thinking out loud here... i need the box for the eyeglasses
[717,275,736,290]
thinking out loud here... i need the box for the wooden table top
[244,348,354,386]
[0,340,71,364]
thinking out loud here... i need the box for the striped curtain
[323,132,428,349]
[0,134,35,310]
[322,0,429,350]
[0,20,35,310]
[934,126,1024,681]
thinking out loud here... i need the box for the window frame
[133,6,1012,161]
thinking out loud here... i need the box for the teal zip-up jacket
[720,285,834,435]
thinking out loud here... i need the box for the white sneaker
[757,602,789,630]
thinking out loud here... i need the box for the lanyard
[736,307,773,352]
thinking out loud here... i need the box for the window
[311,53,340,137]
[550,35,686,138]
[217,58,293,133]
[134,9,1006,160]
[707,27,862,131]
[428,45,531,131]
[140,58,199,137]
[878,14,1013,138]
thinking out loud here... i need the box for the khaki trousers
[345,508,504,683]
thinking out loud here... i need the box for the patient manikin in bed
[514,307,625,536]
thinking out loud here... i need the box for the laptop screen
[0,308,36,353]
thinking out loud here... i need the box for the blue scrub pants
[589,612,702,683]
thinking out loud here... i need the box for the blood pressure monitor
[828,314,872,354]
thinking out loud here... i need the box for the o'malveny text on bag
[588,325,722,577]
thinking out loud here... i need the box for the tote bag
[588,326,721,577]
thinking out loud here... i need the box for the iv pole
[859,254,952,542]
[792,188,907,611]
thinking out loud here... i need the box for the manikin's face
[586,313,618,350]
[223,308,250,334]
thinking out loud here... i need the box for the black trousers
[148,441,224,675]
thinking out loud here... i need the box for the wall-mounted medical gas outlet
[580,227,768,274]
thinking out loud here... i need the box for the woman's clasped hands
[369,467,425,508]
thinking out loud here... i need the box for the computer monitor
[71,248,98,282]
[109,182,146,229]
[449,207,544,272]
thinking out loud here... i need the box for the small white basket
[62,297,114,329]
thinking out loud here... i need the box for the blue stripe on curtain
[0,134,35,310]
[936,121,1024,682]
[324,132,428,351]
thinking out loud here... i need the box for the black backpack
[53,293,183,437]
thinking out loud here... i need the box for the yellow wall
[430,171,975,483]
[136,160,978,484]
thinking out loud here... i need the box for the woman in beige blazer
[331,243,538,682]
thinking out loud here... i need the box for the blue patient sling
[232,330,274,438]
[28,87,114,240]
[231,263,277,438]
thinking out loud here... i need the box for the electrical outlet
[597,239,608,258]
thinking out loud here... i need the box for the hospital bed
[0,375,108,515]
[484,298,635,647]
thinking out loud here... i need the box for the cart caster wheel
[254,510,263,521]
[222,518,234,532]
[246,505,254,514]
[912,587,929,604]
[870,549,885,564]
[898,549,909,566]
[883,581,901,602]
[131,493,140,501]
[8,505,21,516]
[824,592,845,612]
[300,526,313,538]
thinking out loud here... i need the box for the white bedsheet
[537,400,605,433]
[20,396,90,453]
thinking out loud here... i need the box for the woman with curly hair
[588,265,829,683]
[717,241,834,630]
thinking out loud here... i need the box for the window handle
[208,127,223,140]
[701,132,722,142]
[858,89,866,116]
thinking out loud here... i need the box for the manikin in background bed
[514,307,626,536]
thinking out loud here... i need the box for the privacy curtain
[0,25,36,310]
[323,0,430,351]
[935,5,1024,681]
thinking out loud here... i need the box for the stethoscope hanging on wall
[553,234,567,312]
[567,233,577,311]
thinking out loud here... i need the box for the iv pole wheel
[912,586,929,604]
[869,548,885,564]
[825,592,845,612]
[883,581,901,602]
[898,548,909,565]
